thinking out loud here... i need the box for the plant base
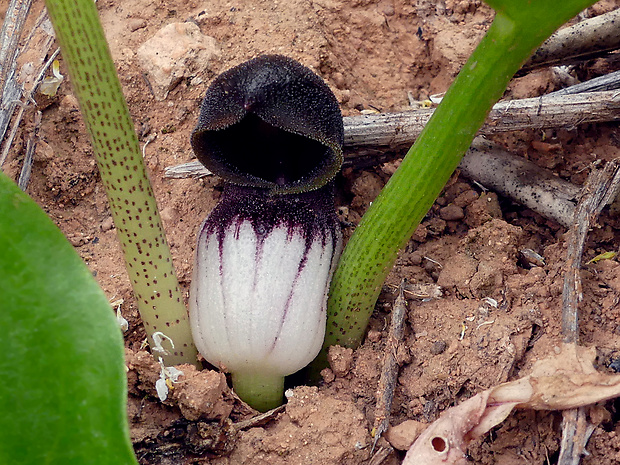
[232,372,285,412]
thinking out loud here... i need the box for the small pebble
[430,340,447,355]
[381,160,401,177]
[320,368,335,383]
[128,18,147,32]
[519,248,546,267]
[331,72,346,89]
[68,235,88,247]
[453,189,479,208]
[425,217,446,236]
[439,204,464,221]
[367,329,382,343]
[409,251,423,266]
[327,345,354,377]
[386,420,427,450]
[412,223,428,242]
[380,3,395,16]
[101,216,115,232]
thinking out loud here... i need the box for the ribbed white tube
[190,218,340,378]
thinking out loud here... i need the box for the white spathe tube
[190,184,342,391]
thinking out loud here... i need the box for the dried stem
[232,405,285,431]
[0,0,32,95]
[17,110,41,190]
[368,445,396,465]
[0,4,57,168]
[523,8,620,71]
[0,47,60,169]
[167,137,583,228]
[559,407,597,465]
[558,158,620,465]
[342,90,620,154]
[372,281,408,449]
[0,0,31,155]
[166,89,620,226]
[547,69,620,96]
[561,159,620,342]
[459,138,581,227]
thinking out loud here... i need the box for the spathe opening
[196,113,331,189]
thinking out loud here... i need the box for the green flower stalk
[44,0,197,365]
[320,0,598,355]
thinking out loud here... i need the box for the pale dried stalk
[368,446,395,465]
[0,47,59,169]
[558,407,596,465]
[166,89,620,178]
[0,102,25,167]
[343,91,620,151]
[0,8,57,169]
[17,109,41,190]
[561,159,620,342]
[0,0,32,94]
[547,69,620,96]
[372,281,408,449]
[523,8,620,71]
[558,158,620,465]
[167,137,582,228]
[232,404,285,431]
[459,138,581,227]
[0,0,32,156]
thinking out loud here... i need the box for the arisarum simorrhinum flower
[189,55,344,411]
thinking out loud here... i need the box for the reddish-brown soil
[4,0,620,463]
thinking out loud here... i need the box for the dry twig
[523,8,620,71]
[0,5,57,170]
[0,48,58,168]
[166,87,619,228]
[166,85,620,178]
[0,0,32,95]
[343,90,620,152]
[17,110,41,190]
[232,404,285,431]
[561,159,620,342]
[459,138,581,227]
[0,0,32,152]
[372,280,408,451]
[559,407,597,465]
[547,69,620,96]
[166,137,583,228]
[368,445,395,465]
[558,158,620,465]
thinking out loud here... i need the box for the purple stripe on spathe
[200,182,342,263]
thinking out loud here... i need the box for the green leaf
[587,251,617,264]
[0,173,137,464]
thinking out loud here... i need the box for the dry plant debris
[403,344,620,465]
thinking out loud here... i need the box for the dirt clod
[385,420,428,451]
[328,345,355,378]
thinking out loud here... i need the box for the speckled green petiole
[44,0,197,366]
[320,0,598,356]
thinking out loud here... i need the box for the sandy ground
[4,0,620,463]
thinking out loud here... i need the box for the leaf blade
[0,173,137,464]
